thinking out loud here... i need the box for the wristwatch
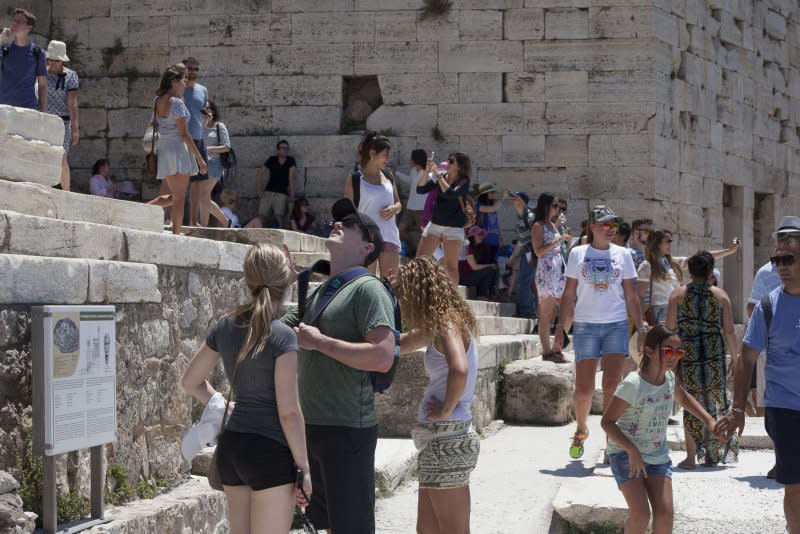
[637,326,648,334]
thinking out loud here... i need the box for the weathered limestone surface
[501,359,574,425]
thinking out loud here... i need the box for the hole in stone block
[676,51,687,80]
[754,192,775,268]
[342,76,383,133]
[711,9,721,22]
[734,18,744,32]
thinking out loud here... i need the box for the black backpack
[351,165,395,209]
[296,260,401,393]
[0,42,41,72]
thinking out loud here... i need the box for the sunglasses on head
[662,346,685,361]
[771,254,795,267]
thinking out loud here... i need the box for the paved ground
[376,416,605,534]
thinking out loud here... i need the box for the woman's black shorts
[216,430,296,491]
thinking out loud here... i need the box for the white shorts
[422,222,464,242]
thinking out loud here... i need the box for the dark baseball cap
[588,205,621,224]
[330,198,384,264]
[509,191,530,204]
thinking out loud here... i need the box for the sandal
[543,351,568,364]
[570,429,589,459]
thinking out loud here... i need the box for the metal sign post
[32,306,116,534]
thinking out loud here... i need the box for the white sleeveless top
[418,336,478,423]
[357,176,401,248]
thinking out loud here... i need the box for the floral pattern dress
[535,223,566,299]
[677,283,739,465]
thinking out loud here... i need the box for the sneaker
[569,430,589,459]
[767,465,776,479]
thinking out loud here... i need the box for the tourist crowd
[3,7,799,534]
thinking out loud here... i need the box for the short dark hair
[617,221,632,242]
[276,139,289,149]
[687,251,715,279]
[206,100,220,121]
[181,56,199,65]
[410,149,427,168]
[92,159,109,175]
[632,218,654,231]
[12,8,36,28]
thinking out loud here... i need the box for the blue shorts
[572,320,630,361]
[609,451,672,487]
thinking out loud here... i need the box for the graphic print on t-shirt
[581,257,620,291]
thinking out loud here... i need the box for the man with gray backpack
[283,198,399,534]
[719,215,800,533]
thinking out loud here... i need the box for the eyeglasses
[663,347,685,361]
[559,205,567,212]
[770,254,796,267]
[186,66,199,71]
[665,239,673,243]
[600,222,620,231]
[639,228,652,235]
[447,158,455,164]
[278,146,289,151]
[340,218,373,243]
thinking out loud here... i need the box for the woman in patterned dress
[665,251,740,467]
[532,193,571,363]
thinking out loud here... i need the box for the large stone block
[588,69,658,102]
[0,105,65,147]
[272,0,353,11]
[169,45,267,77]
[379,73,459,105]
[501,135,545,166]
[292,12,375,43]
[125,230,221,269]
[355,42,438,74]
[588,6,651,39]
[588,134,650,166]
[504,8,544,40]
[438,104,524,135]
[0,211,125,260]
[546,101,656,134]
[0,254,88,304]
[459,73,502,103]
[271,43,354,75]
[459,10,503,40]
[374,11,418,42]
[546,135,588,166]
[0,136,63,187]
[366,105,438,136]
[272,106,341,135]
[501,359,574,425]
[87,260,161,303]
[107,107,152,139]
[168,15,211,47]
[87,16,129,48]
[524,39,653,72]
[460,136,504,167]
[439,41,523,73]
[209,14,292,45]
[545,8,589,39]
[128,16,170,47]
[545,71,588,101]
[504,72,545,103]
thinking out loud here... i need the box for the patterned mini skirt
[412,420,480,489]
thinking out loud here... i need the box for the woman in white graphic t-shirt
[556,205,646,461]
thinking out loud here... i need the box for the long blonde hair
[230,243,291,362]
[392,258,478,345]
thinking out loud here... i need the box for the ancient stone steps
[0,180,163,233]
[183,226,329,254]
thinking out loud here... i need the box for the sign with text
[33,306,117,456]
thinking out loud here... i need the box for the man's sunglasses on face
[600,221,620,231]
[339,218,372,242]
[770,254,795,267]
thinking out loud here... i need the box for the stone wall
[0,266,247,505]
[6,0,800,312]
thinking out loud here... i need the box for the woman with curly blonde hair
[394,257,480,534]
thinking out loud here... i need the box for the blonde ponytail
[230,244,291,362]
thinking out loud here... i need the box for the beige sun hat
[45,40,69,62]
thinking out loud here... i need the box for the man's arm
[288,162,296,201]
[256,165,268,197]
[294,323,395,373]
[37,75,47,112]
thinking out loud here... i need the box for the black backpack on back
[0,42,41,72]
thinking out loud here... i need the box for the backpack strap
[351,169,362,209]
[309,266,371,325]
[761,293,773,353]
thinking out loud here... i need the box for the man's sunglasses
[599,221,619,231]
[663,347,684,361]
[770,254,795,267]
[338,217,373,243]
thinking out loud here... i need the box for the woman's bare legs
[416,234,442,259]
[249,483,296,534]
[418,486,471,534]
[442,239,463,285]
[223,485,251,534]
[537,296,558,356]
[165,173,189,234]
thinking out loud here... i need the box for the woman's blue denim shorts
[609,451,672,487]
[572,319,630,361]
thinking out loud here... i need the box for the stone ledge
[0,180,163,233]
[0,104,64,146]
[124,230,253,272]
[0,254,162,305]
[182,227,329,254]
[0,137,63,187]
[83,476,226,534]
[501,358,575,425]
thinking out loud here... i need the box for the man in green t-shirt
[283,198,395,533]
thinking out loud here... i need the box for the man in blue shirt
[0,8,47,111]
[181,56,210,225]
[720,218,800,533]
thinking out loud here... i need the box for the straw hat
[45,40,69,62]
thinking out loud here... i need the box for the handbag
[143,99,159,179]
[458,192,477,229]
[207,355,241,491]
[644,266,657,325]
[216,123,237,170]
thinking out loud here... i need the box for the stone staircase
[0,180,542,533]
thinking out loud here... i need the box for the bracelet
[731,407,745,414]
[637,326,648,334]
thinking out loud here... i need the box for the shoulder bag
[217,123,238,170]
[644,263,657,325]
[207,355,241,491]
[143,99,159,179]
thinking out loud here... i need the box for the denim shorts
[572,319,630,361]
[609,451,672,487]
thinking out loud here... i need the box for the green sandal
[569,430,589,459]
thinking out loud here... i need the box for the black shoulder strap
[309,267,371,325]
[761,293,773,354]
[352,170,362,208]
